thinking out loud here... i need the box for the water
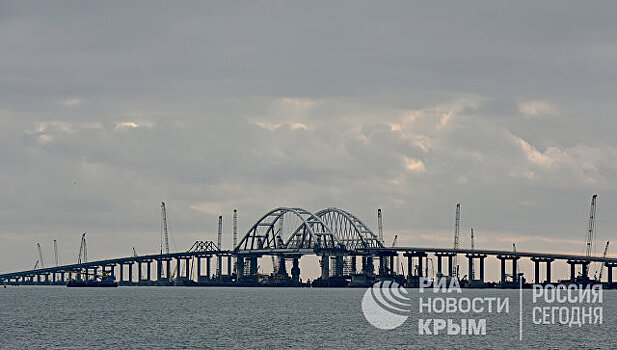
[0,286,614,349]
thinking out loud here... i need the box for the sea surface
[0,286,613,349]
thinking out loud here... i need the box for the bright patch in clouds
[513,136,566,168]
[404,157,426,173]
[114,121,153,130]
[518,100,557,117]
[61,98,82,107]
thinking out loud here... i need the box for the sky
[2,1,617,279]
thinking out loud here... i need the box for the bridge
[2,207,617,287]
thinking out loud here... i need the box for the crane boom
[53,239,59,266]
[161,202,170,255]
[585,195,597,257]
[391,235,399,274]
[377,209,384,244]
[36,243,45,269]
[78,233,87,264]
[452,203,461,276]
[470,228,475,280]
[598,241,609,280]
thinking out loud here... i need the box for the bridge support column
[156,260,161,282]
[249,256,258,276]
[362,255,374,275]
[217,255,223,279]
[128,263,134,284]
[237,256,245,280]
[146,261,152,281]
[606,263,617,285]
[166,260,171,281]
[351,256,357,274]
[334,256,344,276]
[406,255,412,278]
[185,258,190,281]
[320,255,330,280]
[389,255,395,275]
[227,256,232,276]
[531,257,554,284]
[138,263,143,283]
[479,256,485,283]
[207,257,212,278]
[567,260,590,283]
[379,255,387,275]
[197,257,202,281]
[291,257,300,284]
[499,257,506,284]
[119,264,124,282]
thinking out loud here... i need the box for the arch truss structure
[235,207,341,253]
[235,207,384,254]
[315,207,384,251]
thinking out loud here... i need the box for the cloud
[404,157,426,173]
[513,136,567,168]
[518,101,558,117]
[61,98,82,107]
[113,121,154,130]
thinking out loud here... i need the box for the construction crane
[233,209,238,275]
[53,239,59,266]
[391,235,399,274]
[161,202,170,255]
[77,233,87,264]
[585,195,598,257]
[470,228,475,280]
[33,260,39,270]
[452,203,461,277]
[377,209,384,244]
[217,216,223,278]
[597,241,610,280]
[36,243,45,269]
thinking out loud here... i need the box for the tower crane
[378,209,384,244]
[54,239,59,266]
[470,228,475,280]
[161,202,170,255]
[36,243,45,269]
[452,203,461,277]
[585,195,597,257]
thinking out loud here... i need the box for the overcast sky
[2,2,617,278]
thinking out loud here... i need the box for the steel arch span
[315,207,384,250]
[235,207,341,252]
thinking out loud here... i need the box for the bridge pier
[237,256,245,280]
[320,254,330,280]
[465,253,487,283]
[291,257,300,284]
[435,252,456,277]
[128,262,134,284]
[362,255,374,275]
[333,255,344,276]
[605,263,617,285]
[227,256,232,276]
[249,256,258,276]
[403,252,427,278]
[531,257,554,284]
[497,255,520,285]
[567,260,590,282]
